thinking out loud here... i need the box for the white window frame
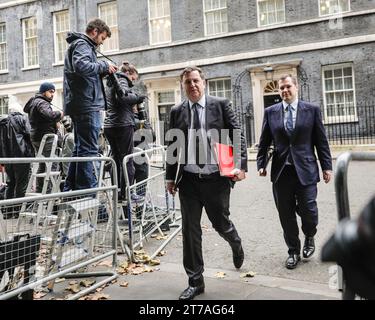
[148,0,172,45]
[319,0,351,17]
[203,0,228,36]
[0,96,8,115]
[207,77,232,100]
[53,10,70,64]
[322,63,357,124]
[0,23,7,72]
[257,0,285,27]
[98,1,119,52]
[22,17,39,68]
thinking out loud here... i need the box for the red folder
[214,143,236,177]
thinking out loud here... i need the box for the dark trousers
[134,160,148,196]
[179,173,242,287]
[5,163,30,199]
[272,165,318,255]
[104,126,134,200]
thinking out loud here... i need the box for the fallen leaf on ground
[149,259,160,266]
[144,266,154,273]
[157,250,167,256]
[69,280,77,285]
[90,293,110,300]
[133,249,146,255]
[80,279,96,287]
[156,235,168,240]
[55,278,66,283]
[240,271,256,278]
[66,283,81,293]
[131,266,145,275]
[215,272,226,279]
[119,281,129,287]
[118,261,129,269]
[33,291,48,299]
[96,259,112,268]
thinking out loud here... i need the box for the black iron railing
[323,102,375,145]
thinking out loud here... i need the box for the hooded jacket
[63,32,109,115]
[104,72,141,128]
[0,112,34,158]
[23,93,62,142]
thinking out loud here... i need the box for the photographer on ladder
[23,82,63,193]
[104,61,147,202]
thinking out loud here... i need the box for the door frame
[248,60,301,144]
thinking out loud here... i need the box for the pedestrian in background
[257,74,332,269]
[0,104,34,218]
[23,81,62,193]
[63,18,117,191]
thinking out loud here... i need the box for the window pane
[343,77,353,89]
[334,78,343,90]
[258,0,285,26]
[333,68,342,77]
[325,79,333,91]
[149,0,171,44]
[327,104,335,117]
[208,78,231,99]
[99,1,119,51]
[205,1,228,35]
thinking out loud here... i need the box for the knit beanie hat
[39,82,55,93]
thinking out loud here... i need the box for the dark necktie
[192,103,205,168]
[286,104,294,136]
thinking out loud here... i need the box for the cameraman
[104,61,146,201]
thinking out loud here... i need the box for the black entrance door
[158,105,172,144]
[263,94,282,108]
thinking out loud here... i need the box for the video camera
[321,196,375,299]
[136,102,147,121]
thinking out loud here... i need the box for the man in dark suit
[257,74,332,269]
[166,66,248,300]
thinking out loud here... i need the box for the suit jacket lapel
[205,95,214,130]
[270,103,285,136]
[181,100,190,129]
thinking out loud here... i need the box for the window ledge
[21,65,40,71]
[323,116,359,125]
[0,70,8,74]
[52,62,64,67]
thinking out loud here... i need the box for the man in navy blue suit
[257,74,332,269]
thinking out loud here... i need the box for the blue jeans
[64,111,101,191]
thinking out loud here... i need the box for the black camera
[136,103,147,121]
[321,196,375,299]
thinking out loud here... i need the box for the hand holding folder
[213,143,241,178]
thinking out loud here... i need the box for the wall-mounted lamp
[263,66,274,81]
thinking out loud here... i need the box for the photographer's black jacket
[104,71,140,128]
[23,94,62,142]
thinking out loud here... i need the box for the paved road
[152,159,375,286]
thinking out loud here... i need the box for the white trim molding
[138,34,375,74]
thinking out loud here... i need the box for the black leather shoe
[285,254,301,269]
[303,237,315,258]
[179,284,205,300]
[232,243,244,269]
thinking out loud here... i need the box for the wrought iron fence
[323,102,375,145]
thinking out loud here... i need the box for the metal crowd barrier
[121,145,182,262]
[0,157,118,300]
[334,151,375,300]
